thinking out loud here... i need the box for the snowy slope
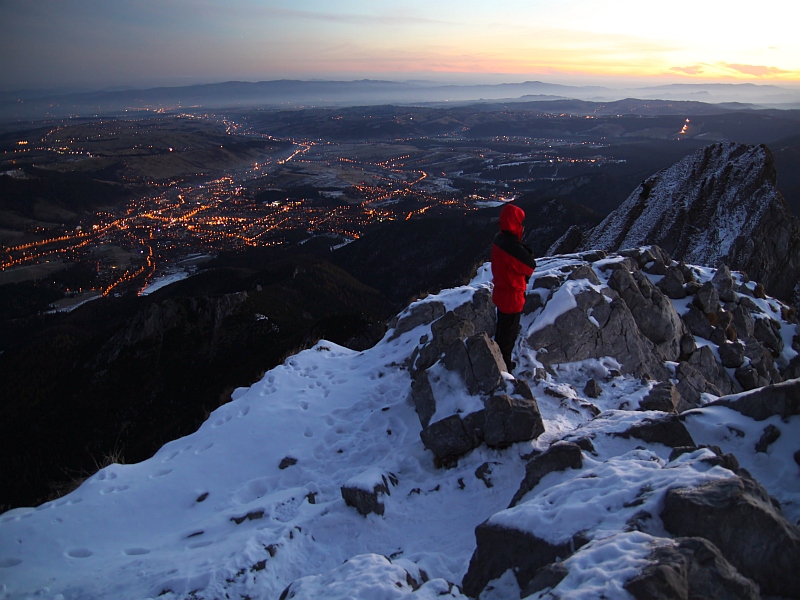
[2,256,799,600]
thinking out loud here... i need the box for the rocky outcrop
[662,475,800,597]
[613,414,696,448]
[624,537,761,600]
[711,378,800,420]
[563,143,800,306]
[101,292,249,362]
[526,286,673,380]
[407,291,544,464]
[461,522,584,598]
[509,442,583,507]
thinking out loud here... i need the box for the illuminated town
[0,111,630,307]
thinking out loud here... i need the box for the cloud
[264,7,451,27]
[670,65,705,75]
[719,63,791,77]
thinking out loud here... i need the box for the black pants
[495,309,521,370]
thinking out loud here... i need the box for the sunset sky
[2,0,799,91]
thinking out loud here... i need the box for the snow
[2,256,799,600]
[139,271,190,296]
[489,448,733,544]
[527,532,662,600]
[427,362,484,425]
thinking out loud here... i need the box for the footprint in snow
[239,405,250,417]
[150,469,173,479]
[0,558,22,567]
[213,414,233,427]
[123,548,150,556]
[163,450,180,462]
[195,443,214,454]
[67,549,93,558]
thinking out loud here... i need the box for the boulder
[419,412,484,464]
[341,470,398,517]
[711,378,800,420]
[694,282,721,315]
[600,256,640,273]
[754,424,781,454]
[639,382,681,413]
[753,318,784,356]
[685,345,742,397]
[613,414,696,447]
[531,274,560,290]
[657,266,687,299]
[509,442,583,507]
[719,341,746,368]
[712,264,734,289]
[482,394,545,449]
[624,537,760,600]
[583,378,603,399]
[682,305,714,339]
[461,522,585,598]
[662,475,800,598]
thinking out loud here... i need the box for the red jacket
[491,204,536,314]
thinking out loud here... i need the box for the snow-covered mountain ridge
[554,142,800,306]
[1,246,799,599]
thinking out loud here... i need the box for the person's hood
[499,203,525,239]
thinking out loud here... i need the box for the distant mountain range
[3,79,800,119]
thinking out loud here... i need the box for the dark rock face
[102,292,249,362]
[509,442,583,507]
[624,537,761,600]
[575,143,800,308]
[661,476,800,597]
[711,378,800,420]
[461,522,583,598]
[340,472,397,517]
[614,414,695,448]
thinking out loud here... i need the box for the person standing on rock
[491,203,536,371]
